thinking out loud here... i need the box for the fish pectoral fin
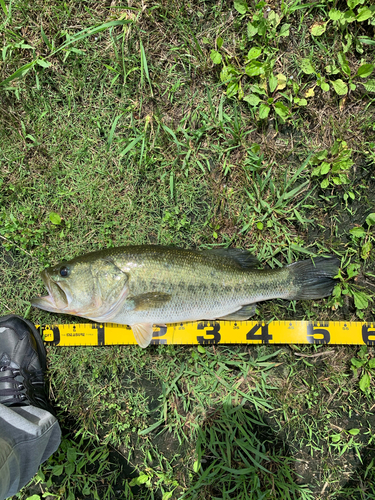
[131,323,154,348]
[130,292,171,311]
[217,303,257,321]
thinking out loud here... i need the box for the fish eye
[59,266,69,277]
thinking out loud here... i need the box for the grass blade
[290,244,318,256]
[139,39,153,97]
[54,20,132,56]
[162,123,182,151]
[107,114,122,152]
[207,89,215,119]
[119,133,144,157]
[358,36,375,46]
[0,20,132,86]
[218,94,224,123]
[286,154,312,188]
[283,179,309,200]
[0,61,36,86]
[191,32,204,57]
[0,0,7,16]
[287,2,318,12]
[139,133,146,166]
[170,170,174,199]
[41,24,53,50]
[138,419,164,436]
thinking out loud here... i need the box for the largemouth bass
[31,245,339,348]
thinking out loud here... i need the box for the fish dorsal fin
[129,292,171,311]
[217,303,257,321]
[131,323,154,348]
[203,248,259,268]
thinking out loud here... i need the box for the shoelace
[0,365,45,407]
[0,365,27,405]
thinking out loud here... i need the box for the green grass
[1,0,375,498]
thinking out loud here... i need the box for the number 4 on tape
[246,323,272,343]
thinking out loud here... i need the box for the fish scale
[118,248,284,324]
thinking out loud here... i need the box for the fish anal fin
[217,303,257,321]
[130,292,171,311]
[203,249,259,269]
[131,323,154,348]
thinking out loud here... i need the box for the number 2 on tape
[152,326,168,345]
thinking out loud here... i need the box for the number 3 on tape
[196,322,221,344]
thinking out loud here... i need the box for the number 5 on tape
[307,323,330,344]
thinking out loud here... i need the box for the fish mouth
[31,270,70,313]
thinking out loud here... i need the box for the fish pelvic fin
[286,256,340,300]
[217,304,257,320]
[131,323,154,348]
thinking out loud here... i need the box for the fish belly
[110,301,241,326]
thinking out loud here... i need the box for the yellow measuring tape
[39,320,375,346]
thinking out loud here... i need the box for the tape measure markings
[37,320,375,347]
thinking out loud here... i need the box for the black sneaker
[0,315,55,416]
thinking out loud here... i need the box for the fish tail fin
[286,256,340,300]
